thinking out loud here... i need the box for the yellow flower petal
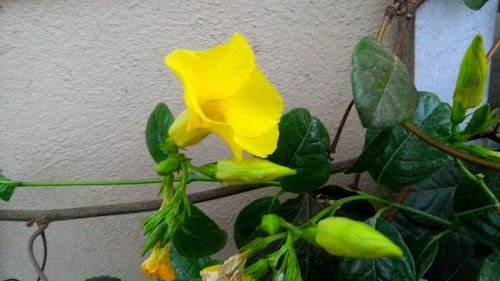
[169,110,210,147]
[165,33,284,161]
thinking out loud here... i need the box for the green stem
[454,158,499,205]
[355,191,454,228]
[310,195,374,223]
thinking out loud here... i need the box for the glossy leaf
[315,186,376,221]
[368,92,450,189]
[454,205,500,249]
[454,164,500,212]
[345,129,392,174]
[352,36,418,129]
[145,103,175,163]
[173,205,227,258]
[337,218,416,281]
[461,104,493,138]
[0,175,15,202]
[234,197,280,249]
[170,246,218,281]
[463,0,490,11]
[426,232,480,281]
[408,236,439,279]
[479,252,500,281]
[268,108,331,192]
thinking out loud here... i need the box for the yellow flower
[215,158,296,185]
[141,243,176,281]
[166,33,284,161]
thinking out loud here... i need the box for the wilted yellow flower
[166,33,284,161]
[215,158,296,185]
[141,243,176,281]
[200,254,252,281]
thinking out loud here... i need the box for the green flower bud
[261,214,281,235]
[452,34,488,123]
[315,217,403,259]
[215,158,296,185]
[156,158,180,176]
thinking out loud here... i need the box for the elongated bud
[261,214,281,235]
[156,158,180,176]
[315,217,403,259]
[452,34,488,123]
[215,158,296,185]
[168,110,210,147]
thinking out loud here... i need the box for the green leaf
[454,205,500,249]
[146,103,175,163]
[408,236,439,280]
[84,277,121,281]
[479,252,500,281]
[454,164,500,212]
[276,194,338,281]
[345,129,392,174]
[351,36,418,130]
[337,218,416,281]
[268,108,331,193]
[170,246,218,281]
[0,174,15,202]
[426,232,482,281]
[463,0,490,10]
[462,104,492,138]
[368,92,451,189]
[173,205,227,258]
[234,197,280,249]
[315,186,376,221]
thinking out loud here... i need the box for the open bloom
[166,33,284,161]
[141,243,176,281]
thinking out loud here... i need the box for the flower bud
[261,214,281,235]
[168,110,210,147]
[156,158,180,176]
[215,158,296,185]
[452,34,488,123]
[315,217,403,259]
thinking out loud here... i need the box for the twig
[349,173,362,190]
[385,186,412,222]
[377,1,402,42]
[393,0,427,56]
[487,37,500,62]
[329,100,354,157]
[404,122,500,172]
[0,159,357,222]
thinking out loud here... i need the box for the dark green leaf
[315,186,376,221]
[84,277,121,281]
[454,205,500,249]
[146,103,175,163]
[408,236,439,279]
[368,92,451,189]
[173,205,227,258]
[337,218,416,281]
[351,36,418,129]
[234,197,280,249]
[479,252,500,281]
[463,0,490,11]
[0,175,15,202]
[170,246,218,281]
[454,164,500,212]
[462,104,492,138]
[345,129,392,174]
[268,108,331,192]
[426,232,481,281]
[276,194,338,281]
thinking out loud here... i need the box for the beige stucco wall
[0,1,396,280]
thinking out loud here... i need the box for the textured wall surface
[415,0,498,104]
[0,1,395,280]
